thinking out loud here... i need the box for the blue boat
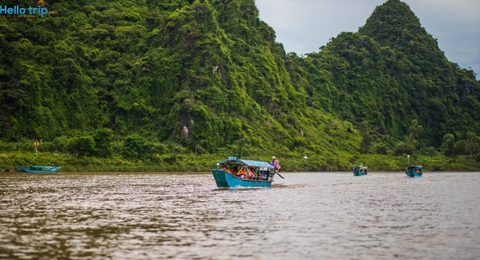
[16,166,61,173]
[211,157,276,188]
[406,165,422,177]
[353,165,368,176]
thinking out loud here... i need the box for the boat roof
[218,158,273,168]
[354,165,367,168]
[20,165,57,168]
[407,165,422,168]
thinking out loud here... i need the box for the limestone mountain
[0,0,479,161]
[0,0,358,163]
[286,0,480,152]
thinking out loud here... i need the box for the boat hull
[16,166,61,173]
[353,171,368,176]
[406,170,422,177]
[212,170,272,188]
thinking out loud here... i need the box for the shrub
[68,135,96,157]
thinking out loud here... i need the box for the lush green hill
[0,0,479,171]
[286,0,480,156]
[0,0,360,166]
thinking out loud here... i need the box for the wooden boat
[405,165,422,177]
[353,165,368,176]
[15,166,61,173]
[211,157,276,188]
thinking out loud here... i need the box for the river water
[0,172,479,259]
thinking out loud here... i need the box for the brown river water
[0,172,479,259]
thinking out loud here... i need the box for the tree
[440,134,455,156]
[68,135,96,157]
[407,119,423,148]
[393,141,406,156]
[359,121,371,154]
[122,134,149,160]
[94,128,114,158]
[453,140,467,156]
[465,131,480,156]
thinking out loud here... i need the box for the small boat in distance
[406,165,422,177]
[353,165,368,176]
[16,166,61,173]
[211,157,276,188]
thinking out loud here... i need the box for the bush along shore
[2,131,480,172]
[1,150,479,173]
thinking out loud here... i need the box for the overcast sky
[255,0,480,79]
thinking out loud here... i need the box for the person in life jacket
[237,166,247,179]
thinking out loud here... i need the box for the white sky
[255,0,480,79]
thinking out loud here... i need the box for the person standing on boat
[270,156,281,173]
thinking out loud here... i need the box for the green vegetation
[1,0,479,172]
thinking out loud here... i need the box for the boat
[15,166,61,173]
[211,157,276,188]
[405,165,422,177]
[353,165,368,176]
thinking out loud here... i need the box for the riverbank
[1,152,479,172]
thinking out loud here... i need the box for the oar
[275,170,285,179]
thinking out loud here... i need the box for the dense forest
[0,0,479,171]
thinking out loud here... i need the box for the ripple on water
[0,172,479,259]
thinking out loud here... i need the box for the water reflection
[0,172,479,259]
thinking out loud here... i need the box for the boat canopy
[218,157,273,169]
[354,165,367,169]
[407,165,422,169]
